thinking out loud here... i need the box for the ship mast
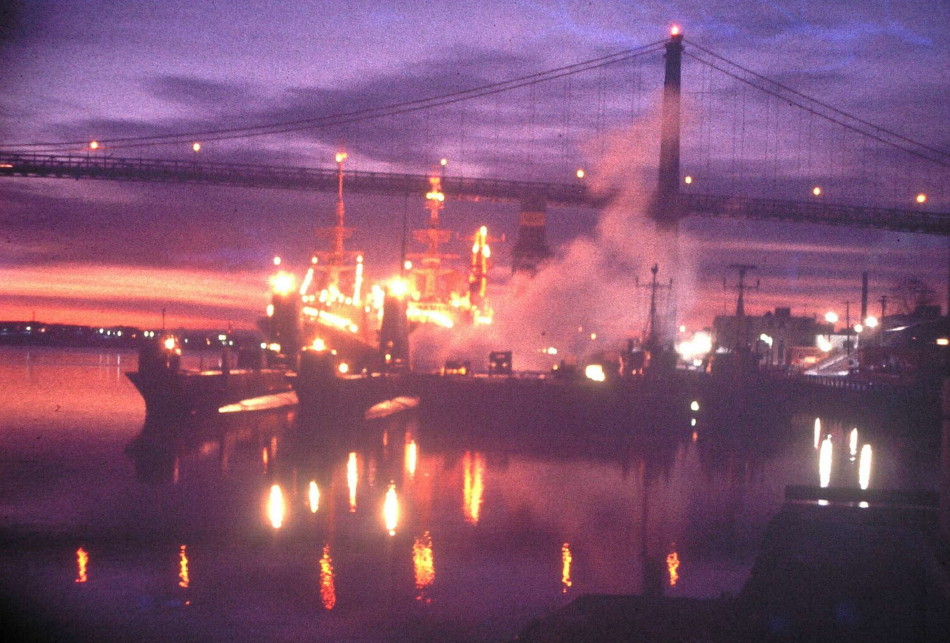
[637,263,672,351]
[326,151,351,291]
[727,263,758,350]
[308,151,361,298]
[410,172,456,301]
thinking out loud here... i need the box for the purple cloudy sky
[1,0,948,334]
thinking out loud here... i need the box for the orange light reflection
[859,444,872,490]
[384,483,399,535]
[178,545,190,588]
[75,547,89,583]
[462,451,485,525]
[308,480,320,513]
[413,531,435,601]
[405,439,418,478]
[666,551,680,587]
[561,542,573,594]
[819,436,833,488]
[268,484,286,529]
[347,452,358,512]
[319,545,336,610]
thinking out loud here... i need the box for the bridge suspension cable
[1,40,666,153]
[683,38,950,167]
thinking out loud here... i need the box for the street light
[843,301,852,356]
[824,311,839,325]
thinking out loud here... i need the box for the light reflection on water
[0,347,940,641]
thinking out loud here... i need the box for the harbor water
[0,346,941,641]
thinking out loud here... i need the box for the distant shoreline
[0,320,262,350]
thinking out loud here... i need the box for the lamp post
[824,311,838,345]
[843,301,852,356]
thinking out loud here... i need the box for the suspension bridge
[3,31,949,256]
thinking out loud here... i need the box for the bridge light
[812,186,822,197]
[89,140,100,150]
[915,193,927,204]
[576,168,585,179]
[683,175,693,185]
[192,142,201,152]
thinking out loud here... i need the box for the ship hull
[292,369,695,433]
[127,368,293,418]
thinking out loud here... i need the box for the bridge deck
[2,152,948,235]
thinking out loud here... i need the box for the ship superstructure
[401,170,494,330]
[262,156,495,373]
[259,153,382,370]
[298,153,382,363]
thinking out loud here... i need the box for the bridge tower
[511,195,552,274]
[653,28,684,231]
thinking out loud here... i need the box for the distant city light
[824,311,838,324]
[192,142,201,152]
[864,316,878,328]
[683,175,693,185]
[915,193,927,204]
[576,168,585,179]
[440,158,448,166]
[335,152,347,163]
[812,186,822,196]
[89,140,100,150]
[273,256,281,266]
[854,323,864,333]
